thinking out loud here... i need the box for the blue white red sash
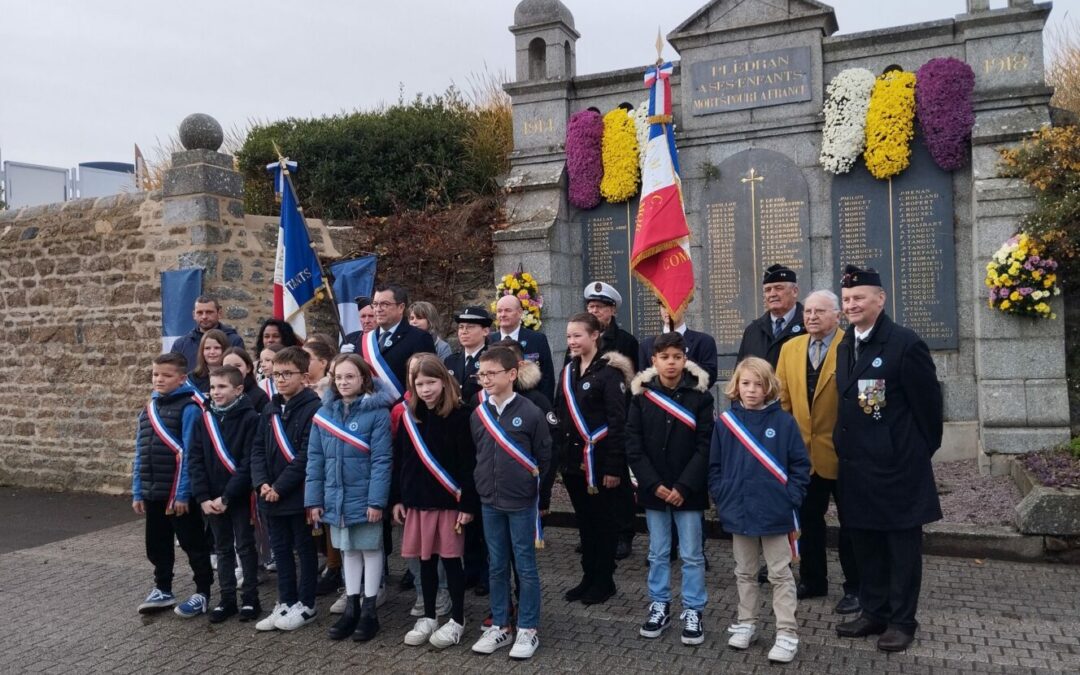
[361,330,403,400]
[476,399,544,548]
[187,379,207,405]
[202,409,237,474]
[719,410,801,561]
[402,411,461,501]
[270,414,297,463]
[147,400,184,505]
[261,377,277,398]
[643,389,696,430]
[313,410,371,454]
[562,364,608,494]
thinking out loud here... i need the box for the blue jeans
[267,513,318,608]
[645,508,707,611]
[481,504,540,629]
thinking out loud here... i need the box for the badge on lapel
[872,357,883,368]
[348,422,359,431]
[582,382,591,391]
[512,417,523,428]
[765,428,776,438]
[857,379,887,420]
[791,325,801,334]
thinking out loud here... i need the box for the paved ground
[1,505,1079,674]
[0,486,136,554]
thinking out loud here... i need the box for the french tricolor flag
[630,61,695,318]
[267,159,323,340]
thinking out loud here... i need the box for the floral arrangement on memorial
[863,68,917,179]
[819,68,876,175]
[915,58,976,171]
[566,109,604,209]
[491,270,544,330]
[600,107,640,203]
[984,232,1061,319]
[631,100,651,175]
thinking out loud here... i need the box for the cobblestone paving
[0,522,1078,674]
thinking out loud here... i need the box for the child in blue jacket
[709,356,810,664]
[306,353,394,642]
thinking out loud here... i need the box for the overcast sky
[0,0,1074,169]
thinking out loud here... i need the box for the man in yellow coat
[776,290,860,615]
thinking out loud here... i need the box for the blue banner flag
[270,161,323,339]
[329,256,377,339]
[160,267,204,353]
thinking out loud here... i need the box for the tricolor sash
[187,379,207,405]
[643,389,696,430]
[476,399,544,548]
[402,411,461,501]
[562,364,608,494]
[719,410,801,561]
[260,377,277,398]
[202,409,237,474]
[361,330,403,400]
[270,414,297,463]
[147,400,184,506]
[313,410,371,454]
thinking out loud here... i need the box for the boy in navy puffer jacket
[709,356,810,664]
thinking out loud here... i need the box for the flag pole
[653,29,678,334]
[272,142,348,343]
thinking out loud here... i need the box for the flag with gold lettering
[630,61,694,318]
[269,160,323,340]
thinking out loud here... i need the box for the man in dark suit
[736,264,805,367]
[494,295,554,401]
[638,300,718,388]
[833,265,942,653]
[349,283,436,401]
[444,306,492,407]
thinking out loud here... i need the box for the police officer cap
[840,264,882,288]
[762,264,796,285]
[455,306,493,327]
[583,281,622,307]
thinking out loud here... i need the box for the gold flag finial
[655,27,663,65]
[271,140,290,172]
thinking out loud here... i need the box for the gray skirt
[329,522,383,551]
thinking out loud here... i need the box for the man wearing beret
[833,265,942,653]
[736,264,806,368]
[444,306,493,407]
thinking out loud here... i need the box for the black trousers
[144,499,213,596]
[615,478,636,542]
[564,472,619,586]
[799,474,859,595]
[849,526,923,633]
[207,498,259,605]
[464,511,489,587]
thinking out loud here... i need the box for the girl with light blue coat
[306,353,395,642]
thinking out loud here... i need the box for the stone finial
[513,0,575,29]
[179,113,224,152]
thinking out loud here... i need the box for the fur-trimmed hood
[601,351,635,385]
[630,360,710,395]
[515,358,542,392]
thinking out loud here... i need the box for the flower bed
[1012,447,1080,535]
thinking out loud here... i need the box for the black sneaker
[208,603,238,624]
[399,567,416,591]
[680,609,704,646]
[639,601,671,638]
[238,603,261,622]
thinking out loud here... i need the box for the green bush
[236,90,498,219]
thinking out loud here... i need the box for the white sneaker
[410,593,426,617]
[404,617,438,646]
[471,625,514,654]
[210,553,218,570]
[274,602,317,631]
[429,619,466,649]
[255,602,289,631]
[330,591,348,614]
[509,628,539,660]
[726,622,758,649]
[768,635,799,663]
[435,588,452,616]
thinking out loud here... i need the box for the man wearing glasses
[346,283,436,402]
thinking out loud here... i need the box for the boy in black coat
[188,365,261,623]
[250,347,323,632]
[626,333,715,645]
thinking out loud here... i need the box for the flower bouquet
[984,233,1061,319]
[491,271,544,330]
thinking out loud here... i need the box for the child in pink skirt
[392,354,479,648]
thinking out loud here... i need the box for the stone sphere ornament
[179,113,224,152]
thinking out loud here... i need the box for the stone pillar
[957,6,1068,472]
[161,113,254,331]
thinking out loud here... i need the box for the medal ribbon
[402,411,461,501]
[562,364,608,493]
[361,329,404,400]
[313,411,371,454]
[643,389,696,430]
